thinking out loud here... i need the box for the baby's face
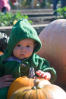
[13,39,35,59]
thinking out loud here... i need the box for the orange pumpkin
[10,79,66,99]
[37,19,66,88]
[7,76,51,99]
[0,51,3,56]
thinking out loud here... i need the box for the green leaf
[0,12,32,26]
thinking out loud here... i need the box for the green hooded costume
[0,19,56,99]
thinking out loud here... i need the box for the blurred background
[9,0,61,9]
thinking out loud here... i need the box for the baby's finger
[5,77,15,81]
[41,73,45,78]
[44,72,51,80]
[3,75,13,78]
[0,81,12,88]
[36,70,42,76]
[0,75,15,82]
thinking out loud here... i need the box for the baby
[0,19,56,99]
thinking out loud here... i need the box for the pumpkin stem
[32,79,51,89]
[32,79,40,89]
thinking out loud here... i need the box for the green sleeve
[0,61,21,78]
[33,54,57,83]
[0,87,9,99]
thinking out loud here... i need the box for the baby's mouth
[20,53,24,55]
[20,53,25,56]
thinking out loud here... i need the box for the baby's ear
[33,42,37,50]
[34,42,38,48]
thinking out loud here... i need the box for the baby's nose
[20,46,24,49]
[20,46,26,50]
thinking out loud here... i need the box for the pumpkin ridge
[28,90,33,99]
[41,89,47,99]
[21,88,32,99]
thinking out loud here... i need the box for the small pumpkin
[0,51,3,56]
[10,80,66,99]
[7,76,50,99]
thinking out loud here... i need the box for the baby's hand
[36,70,51,80]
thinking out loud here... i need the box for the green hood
[1,19,42,60]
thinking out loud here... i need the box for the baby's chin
[18,54,26,59]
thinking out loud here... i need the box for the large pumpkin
[37,19,66,88]
[10,79,66,99]
[7,76,50,99]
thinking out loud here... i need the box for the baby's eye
[17,44,21,47]
[26,45,30,47]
